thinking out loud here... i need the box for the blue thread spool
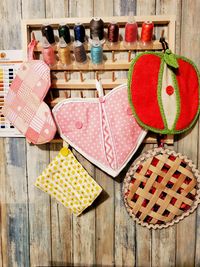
[74,23,86,43]
[91,42,103,65]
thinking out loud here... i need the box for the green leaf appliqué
[163,49,179,69]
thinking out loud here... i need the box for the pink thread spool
[42,37,55,66]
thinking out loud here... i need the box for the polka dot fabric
[53,84,147,177]
[35,147,102,216]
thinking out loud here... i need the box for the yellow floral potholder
[35,147,102,216]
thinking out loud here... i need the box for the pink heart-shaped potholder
[53,84,147,177]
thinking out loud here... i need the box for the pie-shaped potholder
[123,147,200,229]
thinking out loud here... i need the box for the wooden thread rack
[22,15,176,144]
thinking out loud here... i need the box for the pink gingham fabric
[2,60,56,144]
[53,84,147,177]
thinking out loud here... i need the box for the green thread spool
[58,24,71,44]
[91,41,103,65]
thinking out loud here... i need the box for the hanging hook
[157,134,165,147]
[159,30,169,51]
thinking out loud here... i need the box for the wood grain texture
[151,2,180,267]
[69,1,97,266]
[1,0,200,266]
[45,2,73,265]
[45,0,69,18]
[135,145,152,267]
[49,143,73,266]
[134,3,157,266]
[27,144,51,267]
[113,2,136,267]
[0,139,8,267]
[94,1,115,266]
[22,2,52,267]
[0,1,29,267]
[176,1,200,267]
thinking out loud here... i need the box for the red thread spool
[141,21,154,44]
[125,20,138,43]
[108,22,119,43]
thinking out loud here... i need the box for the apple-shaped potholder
[53,83,147,177]
[128,50,200,134]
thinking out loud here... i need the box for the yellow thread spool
[58,37,71,66]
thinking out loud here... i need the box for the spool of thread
[74,41,87,63]
[74,23,86,43]
[141,21,154,43]
[90,18,104,40]
[108,22,119,43]
[58,37,71,66]
[125,20,138,43]
[41,24,55,44]
[91,42,103,64]
[42,37,55,66]
[58,24,71,44]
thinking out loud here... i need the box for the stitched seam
[171,67,181,131]
[157,58,168,130]
[101,102,117,169]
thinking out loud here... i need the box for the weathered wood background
[0,0,200,266]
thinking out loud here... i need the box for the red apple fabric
[128,50,200,134]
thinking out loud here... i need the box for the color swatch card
[0,50,23,137]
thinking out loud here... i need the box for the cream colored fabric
[161,64,177,129]
[35,147,102,216]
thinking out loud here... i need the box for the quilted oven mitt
[35,147,102,216]
[2,59,56,144]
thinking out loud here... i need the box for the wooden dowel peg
[80,91,84,98]
[112,72,115,82]
[31,31,36,41]
[50,91,54,101]
[95,91,99,98]
[96,71,99,81]
[128,50,132,62]
[64,71,68,82]
[51,72,57,79]
[64,91,69,98]
[112,51,115,62]
[80,71,84,82]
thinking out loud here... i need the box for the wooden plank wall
[0,0,199,266]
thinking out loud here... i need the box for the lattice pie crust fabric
[35,147,102,216]
[123,147,200,229]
